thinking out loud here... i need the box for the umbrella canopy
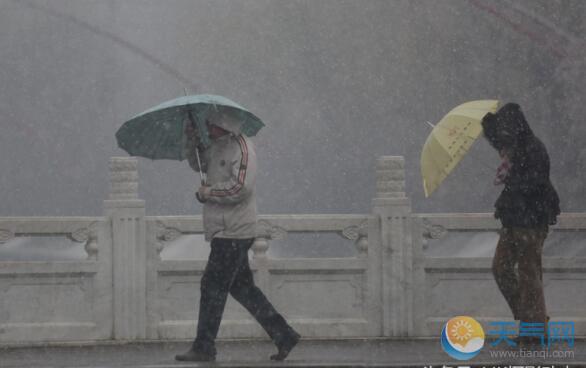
[116,94,265,161]
[421,100,499,197]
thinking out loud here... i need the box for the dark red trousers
[492,227,548,324]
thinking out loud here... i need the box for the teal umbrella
[115,94,265,161]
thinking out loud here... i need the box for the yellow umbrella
[421,100,499,197]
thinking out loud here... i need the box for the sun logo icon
[441,316,485,361]
[450,319,473,342]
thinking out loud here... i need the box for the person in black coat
[482,103,560,344]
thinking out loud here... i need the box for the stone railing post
[252,235,271,292]
[372,156,414,337]
[103,157,147,340]
[252,220,286,292]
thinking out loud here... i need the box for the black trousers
[193,238,296,356]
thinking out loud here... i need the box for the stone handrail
[0,156,585,344]
[416,212,586,230]
[150,214,373,255]
[0,217,106,260]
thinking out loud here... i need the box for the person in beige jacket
[176,112,300,362]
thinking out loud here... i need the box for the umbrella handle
[186,110,198,137]
[195,145,207,186]
[185,110,207,185]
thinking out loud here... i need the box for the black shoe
[270,332,300,361]
[175,348,216,362]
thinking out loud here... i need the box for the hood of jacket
[208,109,243,136]
[482,103,534,151]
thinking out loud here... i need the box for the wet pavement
[0,338,584,368]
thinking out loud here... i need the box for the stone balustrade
[0,156,585,344]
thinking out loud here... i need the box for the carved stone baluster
[108,157,139,200]
[341,221,369,257]
[68,224,98,260]
[253,220,287,291]
[84,234,99,260]
[252,236,269,260]
[356,232,369,257]
[422,220,448,240]
[104,157,146,340]
[0,229,15,245]
[252,232,270,292]
[255,220,287,257]
[372,156,414,337]
[154,220,182,261]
